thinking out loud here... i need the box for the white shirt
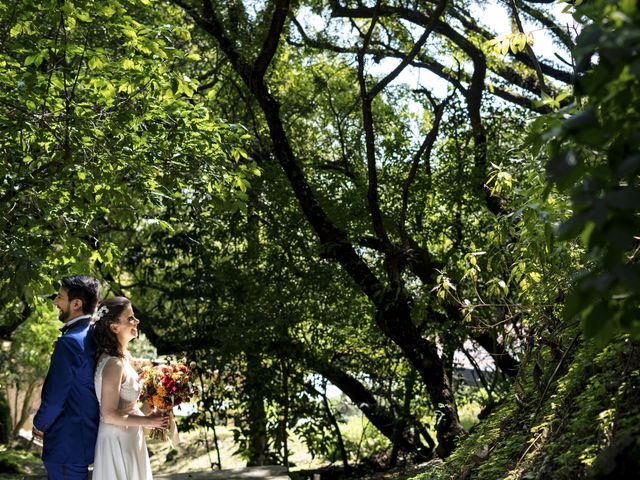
[60,314,93,333]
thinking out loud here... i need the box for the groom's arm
[33,337,81,433]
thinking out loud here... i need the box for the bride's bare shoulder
[103,356,125,373]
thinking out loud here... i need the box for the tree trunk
[280,358,290,470]
[250,79,463,456]
[0,389,10,444]
[320,389,350,474]
[246,353,268,466]
[374,290,464,456]
[11,379,38,438]
[390,369,420,467]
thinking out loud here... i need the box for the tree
[0,0,255,337]
[164,0,575,455]
[2,0,601,466]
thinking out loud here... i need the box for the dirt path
[20,465,291,480]
[155,466,291,479]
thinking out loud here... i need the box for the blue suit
[33,316,100,479]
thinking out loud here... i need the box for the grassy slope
[410,336,640,480]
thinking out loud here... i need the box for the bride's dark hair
[92,296,131,362]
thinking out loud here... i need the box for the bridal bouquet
[138,361,198,442]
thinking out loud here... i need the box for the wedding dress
[93,354,153,480]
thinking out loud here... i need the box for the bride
[91,296,167,480]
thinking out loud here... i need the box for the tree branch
[356,0,391,246]
[172,0,251,77]
[517,0,574,51]
[509,0,548,95]
[290,17,550,113]
[399,91,448,241]
[369,0,447,99]
[0,299,32,339]
[448,5,572,84]
[253,0,291,79]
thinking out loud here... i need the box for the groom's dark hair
[61,276,101,314]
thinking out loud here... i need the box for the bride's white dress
[93,354,153,480]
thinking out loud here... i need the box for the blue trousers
[43,462,90,480]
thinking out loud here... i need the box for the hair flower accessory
[93,305,109,322]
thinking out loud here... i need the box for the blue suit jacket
[33,317,100,465]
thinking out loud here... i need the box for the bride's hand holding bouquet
[138,360,198,443]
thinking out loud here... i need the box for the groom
[33,275,101,480]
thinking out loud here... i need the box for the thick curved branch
[331,2,572,84]
[353,1,446,246]
[490,84,551,113]
[176,0,466,454]
[172,0,251,77]
[435,304,520,379]
[173,1,386,306]
[253,0,291,79]
[291,18,549,113]
[448,6,572,84]
[0,299,32,339]
[369,0,447,99]
[473,331,520,378]
[330,2,499,212]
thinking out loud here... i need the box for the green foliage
[0,447,40,475]
[1,301,59,382]
[128,332,158,359]
[0,300,58,440]
[530,338,640,478]
[485,32,534,56]
[410,336,640,480]
[533,0,640,341]
[0,450,25,474]
[0,0,256,325]
[107,0,577,462]
[339,415,392,464]
[6,0,635,471]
